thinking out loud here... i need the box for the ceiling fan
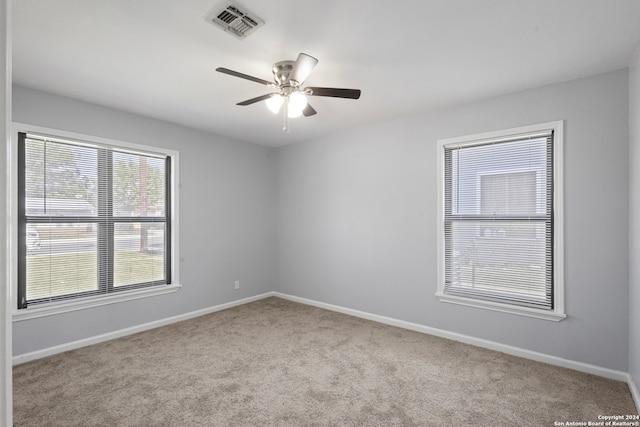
[216,53,361,132]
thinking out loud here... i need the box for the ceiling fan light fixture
[287,106,303,118]
[287,92,308,118]
[266,94,283,114]
[289,92,307,110]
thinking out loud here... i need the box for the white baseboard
[273,292,630,383]
[13,292,276,365]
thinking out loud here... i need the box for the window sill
[12,283,182,321]
[435,292,566,322]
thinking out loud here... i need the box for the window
[15,126,179,314]
[436,121,565,321]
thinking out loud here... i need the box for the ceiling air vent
[205,1,265,40]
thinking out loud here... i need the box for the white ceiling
[12,0,640,147]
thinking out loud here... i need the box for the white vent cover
[204,1,265,40]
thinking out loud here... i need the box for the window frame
[11,123,181,321]
[435,121,565,321]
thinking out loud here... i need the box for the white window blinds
[18,132,171,308]
[442,131,554,310]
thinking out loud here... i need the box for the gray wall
[275,69,630,371]
[629,46,640,393]
[12,86,276,356]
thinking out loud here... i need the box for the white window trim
[10,123,182,320]
[435,121,565,321]
[12,284,182,321]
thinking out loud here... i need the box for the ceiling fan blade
[306,87,361,99]
[236,93,276,106]
[302,103,317,117]
[289,53,318,86]
[216,67,274,87]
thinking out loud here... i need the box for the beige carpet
[13,297,638,426]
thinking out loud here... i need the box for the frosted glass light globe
[266,94,284,114]
[287,92,307,118]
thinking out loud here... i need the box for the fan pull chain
[283,97,291,134]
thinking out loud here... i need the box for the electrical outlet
[234,280,240,290]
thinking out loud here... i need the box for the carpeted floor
[13,297,638,426]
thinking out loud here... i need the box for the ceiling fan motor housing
[272,61,296,87]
